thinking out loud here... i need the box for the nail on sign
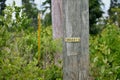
[65,37,80,42]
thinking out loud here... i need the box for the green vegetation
[22,0,38,28]
[109,0,120,27]
[0,0,6,15]
[1,1,120,80]
[0,4,62,80]
[41,0,52,27]
[90,23,120,79]
[89,0,103,34]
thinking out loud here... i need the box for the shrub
[90,24,120,79]
[0,4,62,80]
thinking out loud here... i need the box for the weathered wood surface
[52,0,63,39]
[62,0,89,80]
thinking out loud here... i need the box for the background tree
[22,0,38,29]
[51,0,63,39]
[108,0,120,27]
[42,0,63,39]
[89,0,103,34]
[0,0,6,15]
[0,0,6,25]
[41,0,52,27]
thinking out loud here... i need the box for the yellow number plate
[65,37,80,42]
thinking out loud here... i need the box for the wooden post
[52,0,63,39]
[62,0,89,80]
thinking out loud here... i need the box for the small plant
[90,24,120,80]
[0,4,62,80]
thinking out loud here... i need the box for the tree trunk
[52,0,63,39]
[62,0,89,80]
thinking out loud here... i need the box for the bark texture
[52,0,63,39]
[62,0,89,80]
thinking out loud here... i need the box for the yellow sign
[65,37,80,42]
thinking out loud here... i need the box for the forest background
[0,0,120,79]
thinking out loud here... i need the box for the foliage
[90,24,120,79]
[22,0,39,28]
[42,0,51,13]
[42,13,52,27]
[0,4,62,80]
[41,0,52,27]
[37,26,62,67]
[2,1,120,80]
[0,2,32,31]
[89,0,104,34]
[0,27,62,80]
[108,0,120,27]
[0,0,6,15]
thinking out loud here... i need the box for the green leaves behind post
[90,24,120,80]
[0,4,62,80]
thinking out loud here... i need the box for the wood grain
[62,0,89,80]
